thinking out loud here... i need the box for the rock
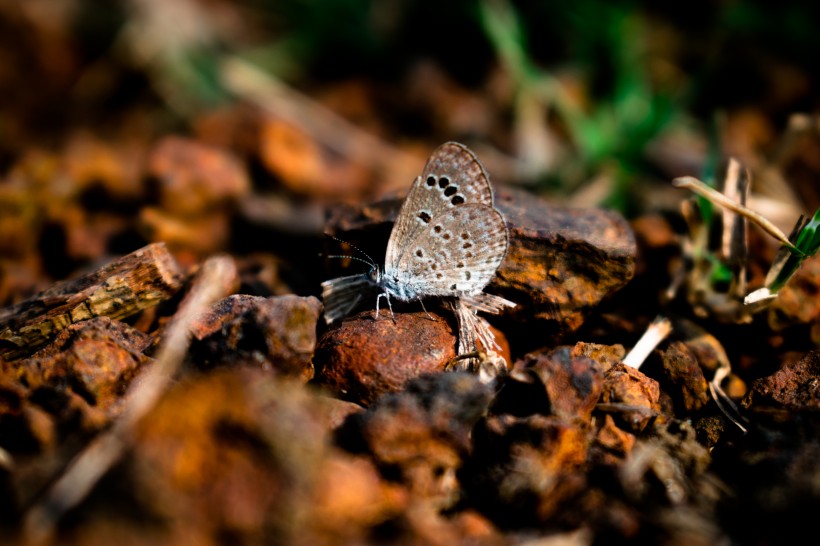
[2,316,151,419]
[313,310,458,406]
[321,185,637,338]
[318,396,365,430]
[125,368,330,545]
[618,420,712,505]
[147,136,250,217]
[570,342,627,372]
[463,413,591,526]
[600,363,661,433]
[335,372,493,510]
[509,347,604,421]
[0,316,150,506]
[711,400,820,546]
[189,294,321,382]
[660,341,710,412]
[309,451,408,541]
[742,349,820,411]
[591,414,636,466]
[143,136,250,260]
[494,186,636,331]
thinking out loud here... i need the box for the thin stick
[23,255,237,544]
[622,316,673,369]
[221,57,416,174]
[673,176,799,252]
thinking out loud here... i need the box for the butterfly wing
[385,142,495,272]
[320,273,377,324]
[392,203,508,296]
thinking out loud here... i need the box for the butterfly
[321,142,515,368]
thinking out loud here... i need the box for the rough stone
[322,185,637,339]
[190,294,321,382]
[510,347,604,421]
[313,311,458,406]
[742,349,820,411]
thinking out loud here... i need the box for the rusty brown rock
[398,504,508,546]
[494,186,636,331]
[591,413,636,466]
[694,415,730,449]
[661,341,710,412]
[631,212,681,251]
[314,310,457,406]
[671,318,731,376]
[322,185,636,336]
[335,372,493,509]
[52,367,497,545]
[189,294,321,382]
[464,413,590,526]
[5,317,151,414]
[668,317,747,403]
[309,451,408,542]
[742,349,820,411]
[147,136,250,217]
[0,137,146,303]
[0,317,147,458]
[570,342,626,372]
[142,137,250,261]
[259,120,328,195]
[115,367,331,546]
[510,347,604,421]
[600,363,661,433]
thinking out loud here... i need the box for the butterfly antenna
[323,234,377,269]
[322,255,377,270]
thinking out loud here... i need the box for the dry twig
[673,176,797,252]
[622,316,673,369]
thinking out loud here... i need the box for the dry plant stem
[673,176,798,252]
[721,159,750,300]
[23,255,238,545]
[720,159,745,263]
[221,57,416,173]
[709,368,748,435]
[622,316,673,369]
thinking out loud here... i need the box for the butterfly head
[367,263,383,284]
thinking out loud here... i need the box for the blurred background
[1,0,820,303]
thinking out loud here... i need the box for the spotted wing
[385,142,495,272]
[392,204,508,296]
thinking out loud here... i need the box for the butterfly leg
[375,292,396,323]
[417,297,435,321]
